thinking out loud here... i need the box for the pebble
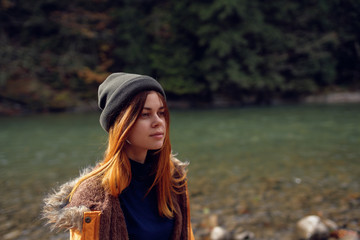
[234,230,255,240]
[295,215,337,239]
[210,226,228,240]
[292,215,359,240]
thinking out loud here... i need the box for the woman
[43,72,194,240]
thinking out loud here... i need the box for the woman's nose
[152,114,164,128]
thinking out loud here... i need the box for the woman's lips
[150,132,164,139]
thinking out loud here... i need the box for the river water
[0,104,359,239]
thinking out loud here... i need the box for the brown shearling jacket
[43,159,194,240]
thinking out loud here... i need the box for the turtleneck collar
[129,152,158,182]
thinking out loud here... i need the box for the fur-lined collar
[42,167,93,232]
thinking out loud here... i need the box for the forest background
[1,0,359,113]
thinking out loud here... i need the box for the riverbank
[189,177,360,239]
[2,186,359,240]
[1,172,359,240]
[1,91,360,116]
[304,92,360,104]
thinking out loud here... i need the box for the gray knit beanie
[98,72,166,132]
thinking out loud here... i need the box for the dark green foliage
[0,0,359,111]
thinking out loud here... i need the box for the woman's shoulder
[66,169,106,209]
[42,166,105,231]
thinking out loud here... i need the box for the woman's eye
[158,111,165,117]
[141,113,150,117]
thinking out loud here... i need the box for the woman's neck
[125,146,147,164]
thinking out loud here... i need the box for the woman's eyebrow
[143,106,165,111]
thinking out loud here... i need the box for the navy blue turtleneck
[119,158,174,240]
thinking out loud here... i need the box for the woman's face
[125,91,166,161]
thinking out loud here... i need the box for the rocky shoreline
[187,173,360,240]
[1,150,359,240]
[1,187,359,240]
[304,92,360,104]
[1,91,360,116]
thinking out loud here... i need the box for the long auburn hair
[68,91,186,218]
